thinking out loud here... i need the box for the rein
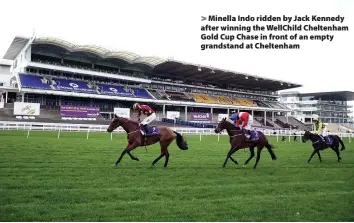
[312,140,321,145]
[306,132,322,145]
[117,117,140,135]
[230,133,244,138]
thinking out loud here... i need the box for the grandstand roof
[302,91,354,101]
[2,36,302,91]
[280,91,354,101]
[2,36,30,60]
[152,60,301,91]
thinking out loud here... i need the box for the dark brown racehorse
[107,115,188,167]
[302,130,345,163]
[214,118,277,168]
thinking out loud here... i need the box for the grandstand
[280,91,354,124]
[1,35,305,129]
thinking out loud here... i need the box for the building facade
[279,91,354,124]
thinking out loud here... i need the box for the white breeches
[320,128,328,137]
[141,113,156,125]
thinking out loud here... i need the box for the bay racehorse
[302,130,345,163]
[214,118,277,169]
[107,115,188,167]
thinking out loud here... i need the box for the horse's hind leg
[163,140,173,167]
[152,154,164,166]
[331,146,342,162]
[152,140,172,167]
[164,152,170,167]
[243,146,255,167]
[253,146,263,169]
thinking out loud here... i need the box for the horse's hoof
[135,157,140,161]
[113,163,118,167]
[163,165,168,168]
[222,165,226,168]
[243,165,246,168]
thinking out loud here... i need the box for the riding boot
[241,129,249,138]
[143,124,150,136]
[245,129,258,143]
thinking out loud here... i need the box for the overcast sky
[0,0,353,95]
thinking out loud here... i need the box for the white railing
[0,121,353,138]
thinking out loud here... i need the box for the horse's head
[215,117,235,134]
[302,131,311,143]
[107,115,123,133]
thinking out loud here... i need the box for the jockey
[313,115,326,142]
[133,103,156,136]
[230,112,256,141]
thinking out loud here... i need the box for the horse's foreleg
[222,147,235,168]
[114,149,127,166]
[317,150,322,162]
[229,156,238,165]
[114,144,138,166]
[228,148,239,165]
[127,150,140,161]
[307,149,317,164]
[243,146,255,167]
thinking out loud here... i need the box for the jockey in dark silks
[133,103,156,136]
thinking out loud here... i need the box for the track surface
[0,131,353,221]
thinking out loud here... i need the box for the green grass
[0,130,353,221]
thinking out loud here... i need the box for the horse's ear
[114,114,118,119]
[223,117,226,121]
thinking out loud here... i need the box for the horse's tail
[173,131,188,150]
[337,135,346,151]
[265,143,277,160]
[259,132,277,160]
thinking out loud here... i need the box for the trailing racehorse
[302,130,345,163]
[107,115,188,167]
[214,118,277,169]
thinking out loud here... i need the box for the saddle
[139,125,159,136]
[323,135,333,146]
[139,125,159,146]
[242,129,259,142]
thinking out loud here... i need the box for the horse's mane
[117,116,139,126]
[222,119,241,131]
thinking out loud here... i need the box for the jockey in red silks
[133,103,156,136]
[230,112,257,141]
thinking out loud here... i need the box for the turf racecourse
[0,130,353,222]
